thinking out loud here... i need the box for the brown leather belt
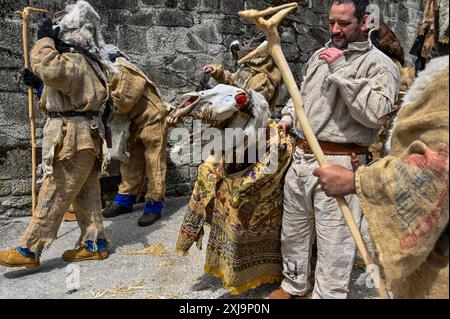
[296,138,369,156]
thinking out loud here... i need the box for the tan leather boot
[63,205,77,222]
[268,287,296,299]
[62,247,109,263]
[0,248,40,269]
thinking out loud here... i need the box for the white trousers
[280,148,367,299]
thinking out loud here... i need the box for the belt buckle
[90,121,99,131]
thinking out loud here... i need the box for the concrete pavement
[0,197,376,299]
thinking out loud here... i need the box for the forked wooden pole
[238,3,390,298]
[16,7,48,216]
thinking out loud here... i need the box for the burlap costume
[109,57,169,201]
[209,55,282,107]
[355,56,449,299]
[18,36,109,253]
[280,39,400,298]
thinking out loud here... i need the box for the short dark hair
[333,0,370,22]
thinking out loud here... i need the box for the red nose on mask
[235,93,248,109]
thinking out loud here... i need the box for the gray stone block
[0,181,12,197]
[142,0,167,7]
[0,0,29,19]
[179,0,199,11]
[0,69,23,93]
[118,25,148,54]
[2,196,31,209]
[0,19,23,54]
[221,0,244,15]
[126,10,155,26]
[296,31,322,54]
[5,207,31,218]
[28,0,68,12]
[0,93,29,127]
[281,28,297,43]
[200,0,220,12]
[0,48,23,69]
[0,149,33,180]
[156,9,194,27]
[11,180,32,196]
[103,0,139,10]
[146,26,180,55]
[192,20,223,44]
[169,56,196,73]
[218,16,244,35]
[167,166,191,184]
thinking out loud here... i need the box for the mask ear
[235,92,249,110]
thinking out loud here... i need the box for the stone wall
[0,0,426,218]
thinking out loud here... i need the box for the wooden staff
[238,3,390,298]
[16,7,48,216]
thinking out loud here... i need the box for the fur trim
[385,56,449,154]
[58,1,116,74]
[402,56,449,106]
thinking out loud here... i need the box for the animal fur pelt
[58,0,116,74]
[385,55,449,155]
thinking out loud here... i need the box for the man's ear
[360,14,369,33]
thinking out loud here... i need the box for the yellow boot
[63,204,77,222]
[0,248,40,269]
[62,247,109,263]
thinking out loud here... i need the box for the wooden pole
[16,7,48,217]
[238,3,390,298]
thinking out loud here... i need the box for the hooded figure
[0,0,110,270]
[101,44,170,227]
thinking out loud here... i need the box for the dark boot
[137,213,161,227]
[102,205,132,218]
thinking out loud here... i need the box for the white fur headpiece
[57,1,116,73]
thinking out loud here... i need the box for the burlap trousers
[280,148,367,299]
[18,149,106,253]
[118,119,167,201]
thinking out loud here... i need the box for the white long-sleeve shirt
[281,39,400,146]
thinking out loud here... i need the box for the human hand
[319,48,344,65]
[37,18,60,41]
[22,68,43,90]
[313,165,356,197]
